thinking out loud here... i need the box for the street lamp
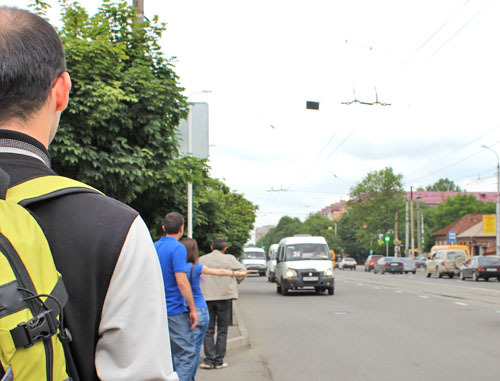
[481,145,500,255]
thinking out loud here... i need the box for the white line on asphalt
[454,302,468,306]
[374,287,381,290]
[334,312,348,315]
[419,296,429,299]
[357,283,364,286]
[496,311,500,314]
[395,290,403,294]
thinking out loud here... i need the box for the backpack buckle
[11,310,58,348]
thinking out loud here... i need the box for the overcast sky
[7,0,500,230]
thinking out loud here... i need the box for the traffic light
[384,236,390,242]
[369,249,374,254]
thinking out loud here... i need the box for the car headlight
[286,269,298,278]
[324,268,334,277]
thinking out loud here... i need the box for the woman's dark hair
[180,237,199,264]
[0,7,66,125]
[162,212,184,234]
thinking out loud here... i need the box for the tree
[34,0,257,246]
[429,194,495,232]
[425,178,462,192]
[347,167,406,257]
[257,216,303,251]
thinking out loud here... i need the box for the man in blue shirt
[155,212,198,381]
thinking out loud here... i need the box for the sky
[5,0,500,232]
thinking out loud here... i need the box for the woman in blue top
[180,237,248,379]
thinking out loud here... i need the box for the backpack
[0,170,100,381]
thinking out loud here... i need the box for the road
[198,268,500,380]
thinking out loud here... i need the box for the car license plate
[391,263,398,266]
[487,268,497,272]
[303,276,318,281]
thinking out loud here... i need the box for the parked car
[459,256,500,281]
[364,254,383,272]
[373,257,404,274]
[266,244,279,282]
[401,258,417,274]
[414,256,427,269]
[339,257,357,270]
[425,249,467,278]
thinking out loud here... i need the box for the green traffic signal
[384,236,390,242]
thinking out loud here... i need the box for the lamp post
[481,145,500,255]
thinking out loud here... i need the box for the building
[407,191,496,206]
[255,225,275,242]
[433,214,496,256]
[318,200,348,221]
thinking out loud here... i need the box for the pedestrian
[199,237,248,369]
[155,212,199,381]
[180,237,249,378]
[0,6,176,380]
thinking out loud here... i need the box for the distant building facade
[407,191,497,206]
[318,200,348,221]
[255,225,275,242]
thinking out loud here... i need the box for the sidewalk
[200,300,250,359]
[197,301,272,381]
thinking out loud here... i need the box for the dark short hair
[0,7,66,126]
[180,237,199,264]
[212,237,227,251]
[162,212,184,234]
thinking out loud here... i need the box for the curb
[200,300,250,359]
[226,300,250,352]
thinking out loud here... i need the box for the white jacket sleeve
[95,216,178,381]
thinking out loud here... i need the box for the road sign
[448,231,456,242]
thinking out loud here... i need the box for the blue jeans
[168,312,196,381]
[191,308,209,379]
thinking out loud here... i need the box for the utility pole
[416,200,422,257]
[394,210,401,257]
[410,187,415,258]
[133,0,145,23]
[405,199,409,256]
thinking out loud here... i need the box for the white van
[241,247,266,276]
[266,244,279,282]
[275,235,334,295]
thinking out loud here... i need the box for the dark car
[373,257,404,274]
[364,254,383,272]
[459,256,500,281]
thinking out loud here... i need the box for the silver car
[266,244,279,282]
[401,258,417,274]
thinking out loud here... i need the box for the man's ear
[162,225,166,233]
[179,225,184,235]
[210,245,214,251]
[52,72,71,112]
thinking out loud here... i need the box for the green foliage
[425,178,462,192]
[42,0,256,250]
[347,167,406,256]
[429,194,495,233]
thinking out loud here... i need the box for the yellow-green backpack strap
[6,175,103,205]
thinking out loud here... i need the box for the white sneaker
[199,363,215,369]
[215,363,228,369]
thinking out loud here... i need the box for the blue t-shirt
[186,263,208,309]
[154,236,188,316]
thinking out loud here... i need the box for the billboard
[483,215,496,235]
[178,102,209,159]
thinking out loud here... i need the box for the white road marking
[419,296,429,299]
[454,302,468,306]
[395,290,403,294]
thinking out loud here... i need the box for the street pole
[481,145,500,255]
[410,187,415,258]
[417,201,422,257]
[187,105,193,238]
[133,0,144,23]
[405,199,409,256]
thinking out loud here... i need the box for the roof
[457,221,496,238]
[432,214,484,237]
[407,191,497,206]
[279,236,327,245]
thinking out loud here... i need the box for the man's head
[0,7,71,146]
[211,237,228,252]
[162,212,184,237]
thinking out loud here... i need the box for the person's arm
[201,266,248,277]
[95,216,178,381]
[230,256,248,283]
[174,272,198,330]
